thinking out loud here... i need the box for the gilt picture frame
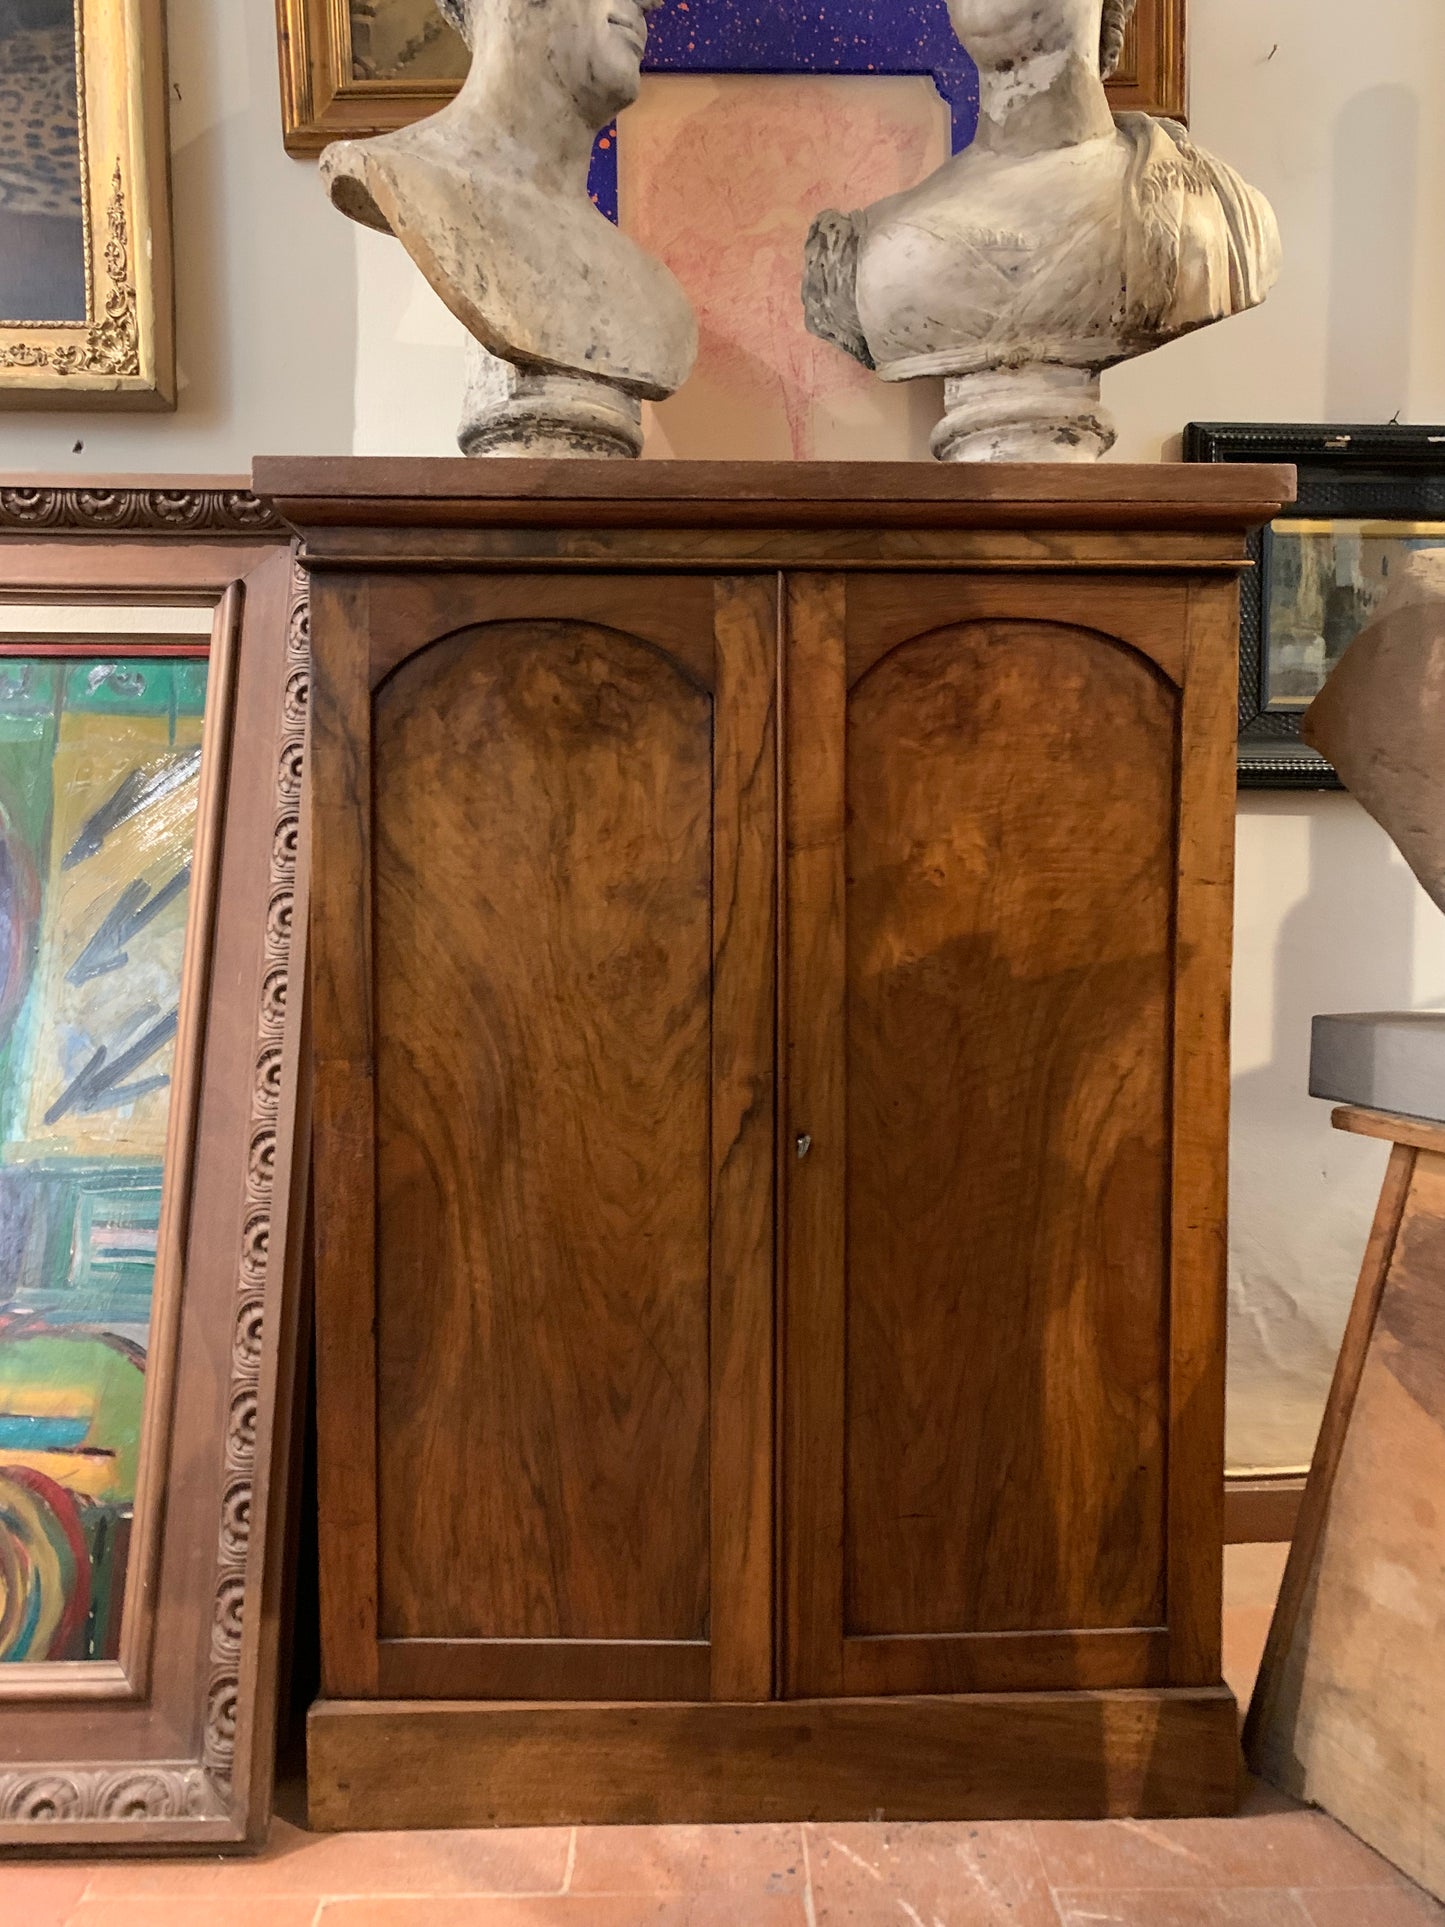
[0,0,175,411]
[1186,423,1445,789]
[275,0,1187,160]
[0,484,308,1849]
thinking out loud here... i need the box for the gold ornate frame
[276,0,1187,156]
[0,0,175,410]
[0,487,307,1849]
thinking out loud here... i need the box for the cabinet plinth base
[307,1687,1241,1831]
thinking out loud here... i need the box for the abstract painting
[0,650,207,1662]
[0,0,87,325]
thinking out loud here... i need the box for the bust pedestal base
[931,366,1116,464]
[459,346,644,460]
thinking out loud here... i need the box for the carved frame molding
[275,0,1187,157]
[0,489,308,1849]
[0,0,176,410]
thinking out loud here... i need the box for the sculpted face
[946,0,1103,68]
[458,0,660,126]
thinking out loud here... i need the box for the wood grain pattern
[706,577,779,1702]
[1164,575,1242,1685]
[0,516,307,1848]
[372,618,714,1652]
[780,574,849,1701]
[307,1687,1241,1831]
[1247,1132,1445,1901]
[279,461,1292,1828]
[310,572,382,1699]
[257,457,1295,534]
[1244,1138,1416,1761]
[1224,1476,1305,1545]
[842,616,1175,1649]
[1331,1104,1445,1156]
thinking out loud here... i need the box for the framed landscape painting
[1186,423,1445,788]
[0,486,308,1849]
[275,0,1186,157]
[0,0,174,409]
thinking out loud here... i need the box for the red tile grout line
[561,1828,578,1895]
[799,1820,818,1927]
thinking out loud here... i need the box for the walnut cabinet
[261,458,1294,1829]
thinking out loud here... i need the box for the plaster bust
[803,0,1282,461]
[321,0,698,457]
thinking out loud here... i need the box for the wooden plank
[256,456,1296,536]
[707,577,778,1702]
[840,1629,1171,1697]
[1224,1477,1305,1545]
[1333,1105,1445,1157]
[1244,1142,1416,1763]
[377,1639,710,1704]
[780,575,849,1700]
[307,1688,1242,1831]
[1164,576,1240,1685]
[1247,1148,1445,1901]
[369,612,713,1675]
[841,611,1174,1659]
[309,571,382,1700]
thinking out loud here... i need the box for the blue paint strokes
[0,1414,91,1451]
[589,0,978,223]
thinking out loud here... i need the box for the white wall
[3,0,1442,1470]
[0,1,357,475]
[1112,1,1445,1468]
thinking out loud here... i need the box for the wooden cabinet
[262,458,1293,1830]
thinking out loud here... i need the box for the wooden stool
[1247,1104,1445,1901]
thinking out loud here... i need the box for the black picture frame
[1185,422,1445,789]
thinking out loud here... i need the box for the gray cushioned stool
[1310,1012,1445,1124]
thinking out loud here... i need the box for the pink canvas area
[3,1549,1441,1927]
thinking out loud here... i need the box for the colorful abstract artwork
[0,650,207,1664]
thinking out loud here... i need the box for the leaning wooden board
[1246,1105,1445,1902]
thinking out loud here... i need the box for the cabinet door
[312,573,776,1704]
[782,571,1235,1699]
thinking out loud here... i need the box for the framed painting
[0,484,308,1849]
[1186,424,1445,789]
[0,0,174,410]
[275,0,1186,161]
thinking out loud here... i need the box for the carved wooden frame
[0,0,176,410]
[274,0,1187,157]
[0,485,308,1849]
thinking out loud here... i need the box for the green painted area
[0,1330,146,1501]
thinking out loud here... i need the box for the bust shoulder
[321,129,697,399]
[802,118,1280,382]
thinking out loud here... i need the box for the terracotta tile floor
[5,1545,1443,1927]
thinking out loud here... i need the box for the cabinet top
[254,458,1294,536]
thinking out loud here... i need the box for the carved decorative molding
[202,553,308,1794]
[0,504,307,1845]
[0,1765,222,1827]
[0,487,284,537]
[0,164,141,379]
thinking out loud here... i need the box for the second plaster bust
[322,0,698,457]
[803,0,1282,461]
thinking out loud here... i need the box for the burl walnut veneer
[258,458,1294,1830]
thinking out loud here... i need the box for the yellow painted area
[20,709,203,1157]
[0,1448,115,1502]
